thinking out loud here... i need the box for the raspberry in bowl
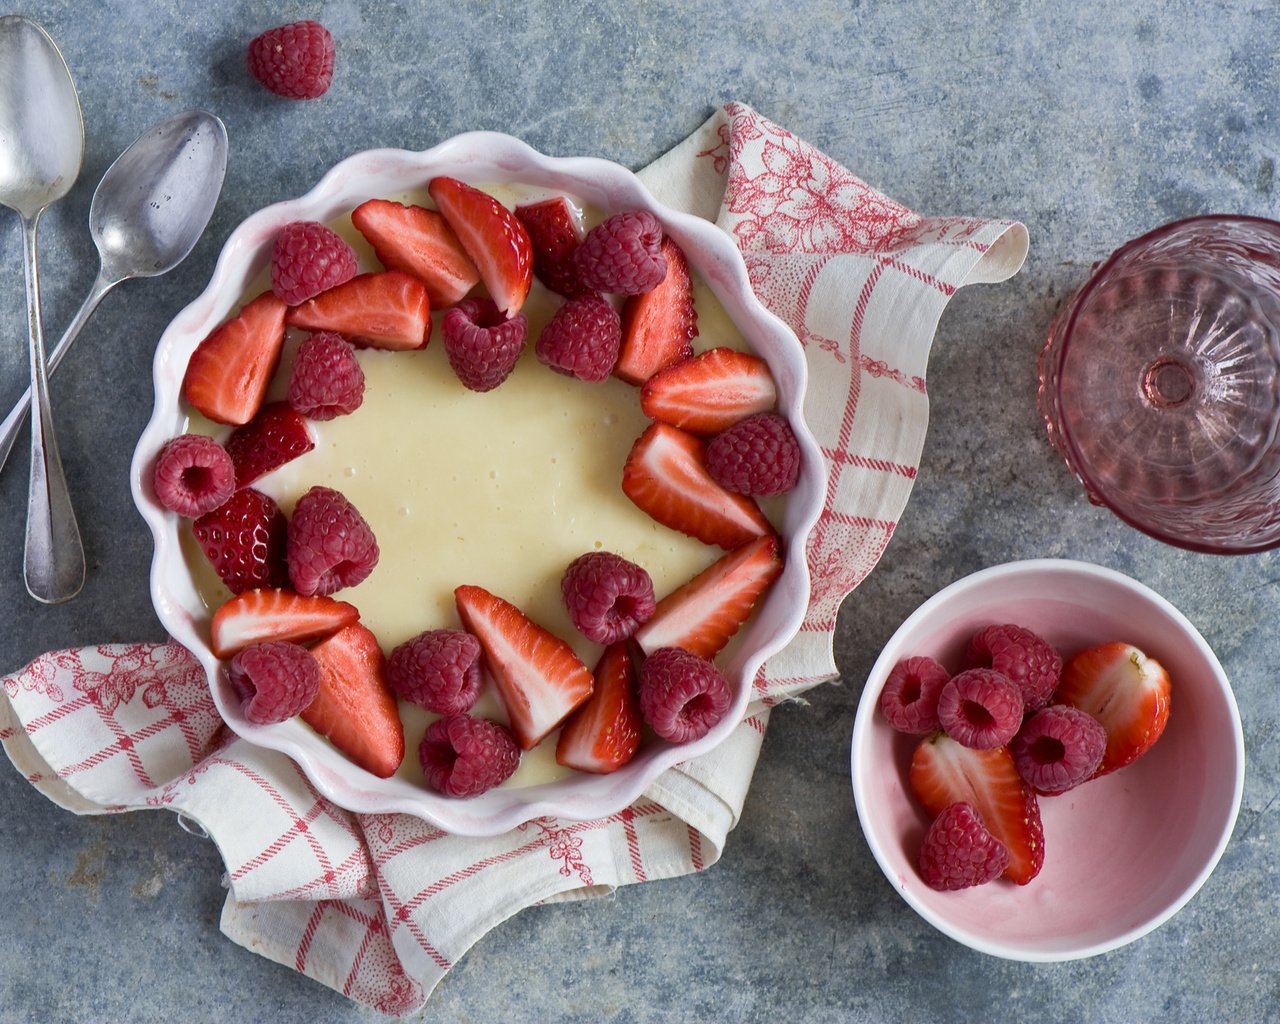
[131,133,825,836]
[850,559,1243,960]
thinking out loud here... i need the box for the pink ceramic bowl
[130,132,825,836]
[851,559,1243,960]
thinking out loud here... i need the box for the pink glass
[1038,215,1280,553]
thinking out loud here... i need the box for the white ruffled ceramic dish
[131,132,825,836]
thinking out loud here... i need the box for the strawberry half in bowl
[850,559,1244,960]
[131,132,825,836]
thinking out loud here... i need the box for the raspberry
[226,641,321,725]
[246,20,335,100]
[441,298,528,392]
[705,413,801,496]
[193,487,290,594]
[574,210,667,294]
[535,294,622,382]
[270,221,358,306]
[387,629,483,715]
[936,668,1023,749]
[965,624,1062,711]
[1011,704,1107,794]
[561,551,656,644]
[419,714,521,797]
[151,434,235,517]
[878,655,950,734]
[918,801,1010,891]
[288,331,365,419]
[287,485,379,596]
[638,647,731,743]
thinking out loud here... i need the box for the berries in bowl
[850,559,1243,960]
[131,133,824,836]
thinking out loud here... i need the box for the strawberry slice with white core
[634,534,783,659]
[555,642,642,774]
[615,237,697,385]
[454,584,593,750]
[286,270,431,350]
[183,291,288,425]
[350,199,481,308]
[428,177,533,318]
[1053,641,1172,776]
[302,623,405,778]
[210,588,359,659]
[640,347,778,435]
[622,422,774,549]
[909,732,1045,885]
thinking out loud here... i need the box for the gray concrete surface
[0,1,1276,1021]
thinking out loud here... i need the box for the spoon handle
[0,268,114,474]
[19,210,84,604]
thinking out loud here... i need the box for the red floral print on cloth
[520,817,594,886]
[67,642,207,714]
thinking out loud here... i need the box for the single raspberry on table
[638,646,731,744]
[247,20,335,100]
[964,623,1062,710]
[1011,704,1107,794]
[227,641,321,725]
[535,294,622,382]
[705,412,801,497]
[194,487,290,594]
[878,655,951,734]
[287,485,379,596]
[574,210,667,294]
[271,221,358,306]
[441,297,528,392]
[561,551,656,644]
[936,668,1024,749]
[386,629,483,715]
[419,714,521,797]
[288,331,365,419]
[918,801,1010,891]
[152,433,235,517]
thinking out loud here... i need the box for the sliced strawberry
[454,584,593,750]
[428,177,532,317]
[614,238,697,385]
[640,347,778,434]
[909,732,1045,885]
[350,199,480,308]
[193,488,289,595]
[622,422,774,549]
[555,642,641,773]
[183,291,288,425]
[634,535,783,659]
[302,623,405,778]
[515,195,588,298]
[210,588,359,659]
[224,402,316,487]
[286,271,430,350]
[1053,642,1172,775]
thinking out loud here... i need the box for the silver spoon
[0,110,229,475]
[0,16,84,604]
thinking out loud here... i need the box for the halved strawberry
[210,588,359,659]
[910,732,1045,885]
[183,291,288,425]
[286,271,430,350]
[622,422,774,549]
[302,623,405,778]
[454,584,593,750]
[1053,642,1172,775]
[614,238,697,385]
[640,347,778,434]
[350,199,480,308]
[555,642,641,773]
[225,402,315,487]
[515,195,588,298]
[428,177,532,318]
[634,535,783,659]
[193,488,289,595]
